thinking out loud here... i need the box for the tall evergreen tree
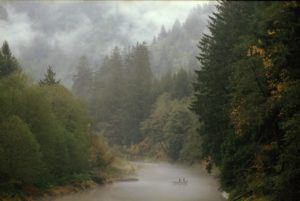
[191,1,254,167]
[1,41,11,58]
[158,25,167,40]
[172,68,192,99]
[192,1,300,200]
[72,56,93,101]
[39,66,60,86]
[124,42,154,145]
[0,41,21,78]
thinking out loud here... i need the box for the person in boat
[183,177,188,183]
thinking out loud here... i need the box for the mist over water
[45,162,225,201]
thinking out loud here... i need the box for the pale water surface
[45,162,225,201]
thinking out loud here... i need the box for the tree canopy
[191,1,300,200]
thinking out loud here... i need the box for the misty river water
[46,162,226,201]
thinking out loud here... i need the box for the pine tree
[158,25,167,40]
[39,66,60,86]
[0,41,21,78]
[89,47,127,145]
[72,56,93,100]
[191,1,249,167]
[172,68,192,99]
[1,41,11,58]
[191,1,300,200]
[124,42,154,145]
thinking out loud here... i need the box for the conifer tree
[1,41,11,58]
[0,41,21,78]
[191,1,300,200]
[39,66,60,86]
[158,25,167,40]
[72,56,93,100]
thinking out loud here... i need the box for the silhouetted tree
[39,66,60,86]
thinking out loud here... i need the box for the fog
[0,1,213,87]
[0,1,214,86]
[1,2,298,201]
[43,162,225,201]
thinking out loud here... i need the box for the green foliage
[191,1,300,200]
[73,40,198,162]
[0,46,113,191]
[41,85,91,177]
[0,116,42,184]
[86,43,154,146]
[141,94,199,162]
[0,72,91,186]
[155,69,194,100]
[179,118,202,163]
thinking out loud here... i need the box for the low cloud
[0,1,214,86]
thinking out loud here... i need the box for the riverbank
[0,179,97,201]
[0,159,137,201]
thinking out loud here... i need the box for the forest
[0,1,299,201]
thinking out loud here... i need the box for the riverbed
[45,162,225,201]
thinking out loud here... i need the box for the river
[46,162,226,201]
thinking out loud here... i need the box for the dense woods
[72,42,198,162]
[150,5,214,75]
[0,1,299,201]
[191,1,300,200]
[0,42,113,193]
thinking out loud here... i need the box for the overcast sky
[0,1,215,86]
[0,1,213,56]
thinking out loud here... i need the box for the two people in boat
[178,177,188,184]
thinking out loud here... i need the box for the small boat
[172,180,188,185]
[173,178,188,185]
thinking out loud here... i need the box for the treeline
[72,42,200,162]
[0,41,112,192]
[192,1,300,200]
[150,4,214,75]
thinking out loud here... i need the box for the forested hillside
[0,42,114,195]
[149,4,214,75]
[191,1,300,200]
[1,1,299,201]
[69,5,216,162]
[0,3,212,198]
[72,42,199,162]
[0,2,214,86]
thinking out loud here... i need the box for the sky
[0,1,214,85]
[0,1,212,56]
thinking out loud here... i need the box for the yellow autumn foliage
[247,45,274,69]
[270,82,287,102]
[267,30,276,36]
[247,45,265,57]
[286,1,299,8]
[262,142,277,151]
[254,154,265,173]
[230,105,242,136]
[263,57,272,69]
